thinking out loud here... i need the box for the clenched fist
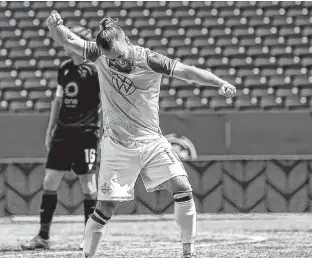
[220,83,236,98]
[46,11,63,28]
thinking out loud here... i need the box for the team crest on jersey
[112,72,136,96]
[100,181,113,195]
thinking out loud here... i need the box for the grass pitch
[1,213,312,258]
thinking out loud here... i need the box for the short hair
[70,26,93,41]
[96,17,125,51]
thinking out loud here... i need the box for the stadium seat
[159,89,173,99]
[8,1,29,10]
[28,39,46,49]
[176,89,199,99]
[4,39,21,49]
[284,96,308,110]
[275,88,296,98]
[43,70,57,80]
[37,60,56,70]
[77,1,97,11]
[244,76,263,88]
[13,60,36,70]
[9,49,31,60]
[300,88,312,97]
[159,97,184,111]
[24,78,46,90]
[260,96,283,110]
[34,100,51,112]
[35,10,51,21]
[247,46,266,57]
[295,16,309,26]
[201,88,221,98]
[268,76,291,88]
[0,80,22,91]
[209,96,234,110]
[235,96,258,110]
[184,96,207,111]
[294,46,310,57]
[3,90,27,101]
[28,90,51,101]
[251,88,270,98]
[255,27,272,37]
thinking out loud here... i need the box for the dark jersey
[56,59,101,130]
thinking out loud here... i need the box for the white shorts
[97,135,187,201]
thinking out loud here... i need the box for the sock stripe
[174,195,192,203]
[94,208,111,221]
[91,214,106,226]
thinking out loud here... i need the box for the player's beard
[121,46,135,73]
[109,45,135,74]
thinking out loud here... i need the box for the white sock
[174,192,197,253]
[82,208,110,258]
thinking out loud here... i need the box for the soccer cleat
[182,243,196,258]
[21,235,50,250]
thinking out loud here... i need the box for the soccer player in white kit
[46,12,236,258]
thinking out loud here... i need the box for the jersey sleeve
[83,41,102,62]
[55,85,64,97]
[146,49,178,76]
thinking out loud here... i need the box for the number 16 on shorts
[84,148,96,170]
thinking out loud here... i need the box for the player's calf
[78,174,97,224]
[164,175,197,257]
[21,170,64,250]
[82,201,119,257]
[174,191,197,257]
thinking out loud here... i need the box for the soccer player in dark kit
[21,26,101,250]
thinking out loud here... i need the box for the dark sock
[83,199,96,225]
[38,194,57,240]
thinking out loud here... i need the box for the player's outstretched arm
[146,50,236,97]
[46,11,85,57]
[173,62,236,97]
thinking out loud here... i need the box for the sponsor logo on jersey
[64,82,79,107]
[112,72,136,96]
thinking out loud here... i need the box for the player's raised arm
[46,11,101,62]
[147,50,236,98]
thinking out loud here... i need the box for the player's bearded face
[104,40,135,73]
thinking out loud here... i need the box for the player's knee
[78,174,97,196]
[170,175,193,194]
[43,169,64,191]
[96,200,119,218]
[173,191,193,203]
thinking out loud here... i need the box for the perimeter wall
[0,112,311,216]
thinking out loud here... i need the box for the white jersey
[83,42,178,141]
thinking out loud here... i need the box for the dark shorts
[46,127,100,175]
